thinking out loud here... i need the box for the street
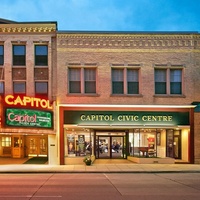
[0,173,200,200]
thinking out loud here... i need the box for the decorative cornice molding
[57,33,200,49]
[0,24,56,33]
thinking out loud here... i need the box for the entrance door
[174,132,181,159]
[96,136,124,159]
[166,130,181,159]
[13,136,24,158]
[25,136,48,157]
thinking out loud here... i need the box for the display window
[64,128,92,157]
[129,128,189,161]
[129,129,158,157]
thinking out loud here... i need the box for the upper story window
[170,69,182,94]
[35,45,48,66]
[68,67,96,94]
[35,82,48,98]
[84,68,96,93]
[13,45,26,66]
[155,69,166,94]
[0,45,3,65]
[0,82,4,94]
[112,68,139,95]
[13,81,26,94]
[155,67,183,95]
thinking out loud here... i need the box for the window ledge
[110,94,143,97]
[67,93,100,97]
[12,65,26,68]
[153,94,186,98]
[34,65,48,68]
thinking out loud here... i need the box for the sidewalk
[1,163,200,173]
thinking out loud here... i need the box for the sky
[0,0,200,32]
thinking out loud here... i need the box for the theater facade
[0,19,57,164]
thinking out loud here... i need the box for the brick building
[0,19,57,164]
[1,18,200,165]
[57,31,200,164]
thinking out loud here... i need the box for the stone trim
[57,33,200,49]
[0,24,56,33]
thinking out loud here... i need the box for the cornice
[0,24,56,33]
[57,33,200,49]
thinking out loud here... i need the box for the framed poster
[157,132,161,146]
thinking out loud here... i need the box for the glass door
[174,130,181,159]
[97,136,110,158]
[111,136,124,158]
[166,130,181,159]
[96,135,125,159]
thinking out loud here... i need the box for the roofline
[57,30,199,34]
[0,18,17,24]
[0,18,57,29]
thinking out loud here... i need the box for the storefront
[59,104,195,165]
[0,95,55,160]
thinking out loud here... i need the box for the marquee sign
[5,95,53,109]
[6,108,53,128]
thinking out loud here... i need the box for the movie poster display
[67,134,75,155]
[78,135,85,156]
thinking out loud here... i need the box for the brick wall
[57,33,200,106]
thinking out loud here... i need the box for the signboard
[6,108,53,128]
[64,111,189,126]
[4,95,53,109]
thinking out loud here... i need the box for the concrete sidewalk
[1,163,200,173]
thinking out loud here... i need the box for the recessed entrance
[95,132,126,159]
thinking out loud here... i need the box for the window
[84,68,96,93]
[127,69,139,94]
[65,130,91,157]
[13,45,26,66]
[35,45,48,66]
[35,82,48,97]
[0,45,3,65]
[112,69,123,94]
[68,68,96,94]
[170,69,182,94]
[2,137,11,147]
[155,68,183,95]
[155,69,166,94]
[13,82,26,94]
[112,68,139,95]
[69,68,81,93]
[0,82,4,94]
[129,129,158,158]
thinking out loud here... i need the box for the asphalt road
[0,173,200,200]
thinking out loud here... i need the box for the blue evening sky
[1,0,200,32]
